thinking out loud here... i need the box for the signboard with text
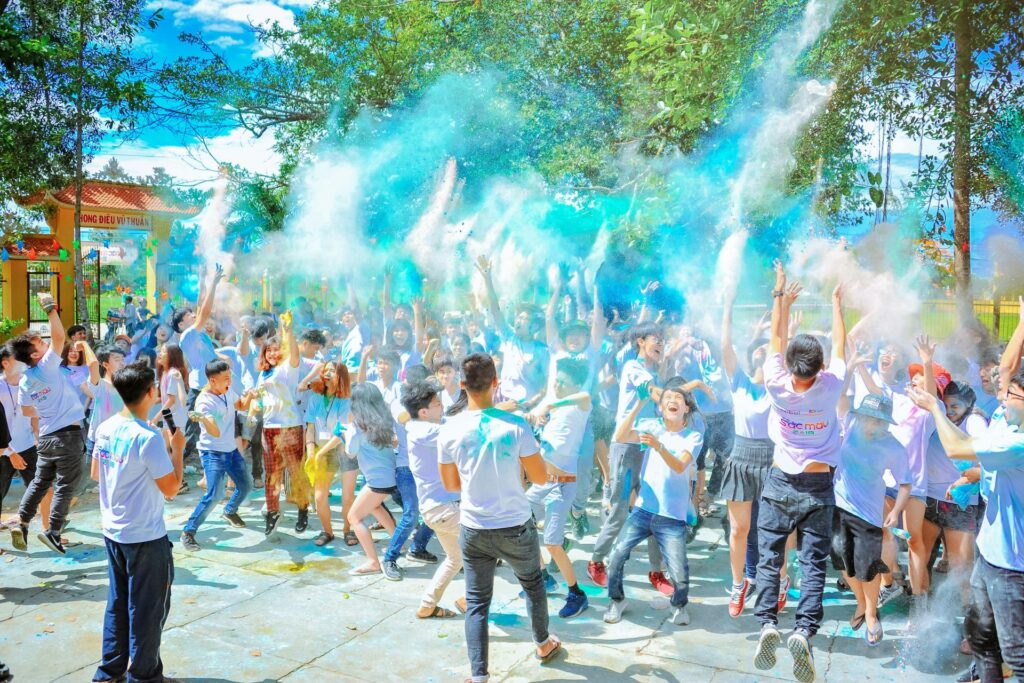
[78,212,152,229]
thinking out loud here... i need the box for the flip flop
[850,612,866,631]
[314,532,335,547]
[344,530,359,546]
[417,605,458,619]
[535,635,562,663]
[865,620,883,646]
[350,563,381,576]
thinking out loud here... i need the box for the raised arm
[382,265,394,327]
[346,276,361,320]
[591,280,606,351]
[357,343,375,384]
[475,255,506,330]
[612,396,647,444]
[545,274,562,351]
[721,288,739,378]
[79,340,100,386]
[831,284,846,362]
[998,295,1024,398]
[37,292,65,352]
[238,324,251,358]
[769,261,788,355]
[914,334,938,397]
[194,264,224,331]
[280,312,300,368]
[412,296,427,354]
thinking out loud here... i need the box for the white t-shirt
[0,376,34,453]
[497,326,549,403]
[634,418,702,522]
[160,368,188,434]
[304,393,351,442]
[406,420,459,514]
[616,358,658,423]
[179,327,219,387]
[195,389,239,453]
[258,364,302,428]
[763,353,846,473]
[92,414,173,544]
[730,369,771,440]
[834,420,910,527]
[19,348,85,436]
[88,379,125,442]
[539,404,591,473]
[438,408,539,529]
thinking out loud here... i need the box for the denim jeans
[94,535,174,683]
[607,507,690,608]
[572,416,596,512]
[745,497,760,582]
[183,449,252,535]
[183,388,201,464]
[384,465,434,562]
[591,441,663,571]
[967,557,1024,682]
[754,468,834,636]
[18,426,84,534]
[0,446,36,507]
[460,521,549,681]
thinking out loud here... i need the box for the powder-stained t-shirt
[195,389,239,453]
[634,418,702,522]
[347,423,397,489]
[970,421,1024,571]
[438,408,539,529]
[19,348,85,436]
[88,379,125,443]
[539,404,590,474]
[834,420,910,527]
[0,375,34,452]
[179,327,219,387]
[304,393,351,442]
[258,363,302,428]
[497,325,549,404]
[764,352,846,473]
[730,369,771,440]
[406,420,459,514]
[616,358,658,423]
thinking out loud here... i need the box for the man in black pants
[0,392,11,681]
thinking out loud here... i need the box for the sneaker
[264,511,281,536]
[877,582,902,608]
[382,560,403,581]
[729,578,752,618]
[604,599,627,624]
[671,606,690,625]
[787,629,816,683]
[754,623,781,670]
[295,508,309,533]
[10,524,27,551]
[777,575,791,612]
[519,572,558,598]
[587,560,608,587]
[648,571,674,597]
[569,510,589,540]
[37,530,66,555]
[955,664,979,683]
[222,511,246,528]
[180,531,201,552]
[558,591,589,618]
[407,549,439,563]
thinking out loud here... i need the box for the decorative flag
[150,238,158,246]
[72,240,80,249]
[102,239,110,248]
[160,291,169,300]
[27,247,37,259]
[51,239,60,250]
[144,248,154,257]
[116,285,122,293]
[64,275,70,282]
[58,248,67,260]
[16,240,24,250]
[84,279,91,288]
[0,247,8,262]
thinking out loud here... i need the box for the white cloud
[209,35,244,49]
[89,127,282,187]
[150,0,297,31]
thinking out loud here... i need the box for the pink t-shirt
[764,352,847,473]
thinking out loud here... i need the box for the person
[588,322,672,594]
[752,263,846,683]
[60,340,92,414]
[9,292,86,554]
[831,393,911,646]
[432,353,461,412]
[401,379,466,618]
[1,345,48,530]
[180,359,258,551]
[603,377,702,627]
[303,359,353,546]
[346,382,399,576]
[439,353,561,683]
[241,316,272,488]
[256,311,310,535]
[908,369,1024,683]
[719,288,779,617]
[122,295,141,335]
[155,344,189,437]
[90,361,185,683]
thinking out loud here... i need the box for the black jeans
[0,446,36,508]
[699,411,735,497]
[754,468,834,636]
[967,557,1024,682]
[18,426,84,533]
[460,521,550,682]
[95,535,174,683]
[183,387,201,464]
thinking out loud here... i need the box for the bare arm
[914,334,938,397]
[831,285,846,362]
[476,256,506,331]
[998,296,1024,398]
[721,289,738,378]
[591,281,606,351]
[79,341,100,385]
[520,452,547,485]
[413,297,427,354]
[154,429,186,498]
[37,292,65,352]
[238,325,251,358]
[769,261,788,355]
[612,397,647,444]
[194,265,224,331]
[908,388,976,460]
[440,461,461,492]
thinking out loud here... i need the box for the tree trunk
[73,4,91,333]
[952,0,973,319]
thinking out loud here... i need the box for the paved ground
[1,475,974,683]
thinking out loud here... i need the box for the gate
[26,265,61,333]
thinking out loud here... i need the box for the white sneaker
[671,606,690,625]
[604,599,627,624]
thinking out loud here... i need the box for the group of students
[1,255,1023,683]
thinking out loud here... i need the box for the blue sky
[90,0,1019,278]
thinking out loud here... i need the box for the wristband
[772,290,784,298]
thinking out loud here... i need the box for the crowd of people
[0,256,1022,683]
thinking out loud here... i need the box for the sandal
[350,563,381,576]
[849,612,866,631]
[416,605,458,619]
[535,635,562,663]
[935,558,950,574]
[865,619,883,646]
[344,530,359,546]
[314,532,335,547]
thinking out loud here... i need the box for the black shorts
[370,485,398,495]
[924,497,978,533]
[696,412,735,471]
[830,507,890,582]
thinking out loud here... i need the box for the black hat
[852,393,897,425]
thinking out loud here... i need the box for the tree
[95,156,130,181]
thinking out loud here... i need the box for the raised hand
[907,385,939,412]
[788,310,803,337]
[475,255,492,277]
[782,282,802,306]
[832,283,843,306]
[641,280,661,297]
[773,259,786,290]
[213,262,225,284]
[913,334,936,364]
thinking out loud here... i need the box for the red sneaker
[648,571,674,597]
[777,575,791,612]
[587,561,608,587]
[729,578,752,618]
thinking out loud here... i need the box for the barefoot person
[439,353,561,683]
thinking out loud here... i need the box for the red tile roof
[20,181,200,215]
[2,235,66,260]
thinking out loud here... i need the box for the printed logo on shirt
[93,443,127,465]
[779,416,831,436]
[27,385,51,403]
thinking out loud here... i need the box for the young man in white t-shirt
[90,361,185,683]
[439,353,562,682]
[180,359,259,551]
[603,378,703,628]
[9,292,86,554]
[752,263,847,683]
[0,346,45,527]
